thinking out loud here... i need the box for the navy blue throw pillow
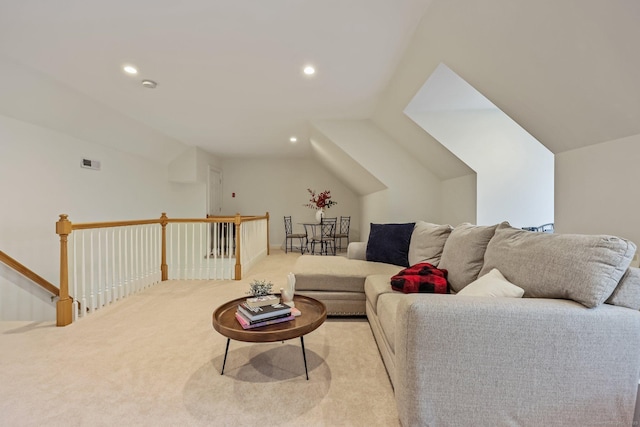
[366,223,415,267]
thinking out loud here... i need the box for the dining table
[299,221,335,255]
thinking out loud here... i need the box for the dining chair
[335,216,351,252]
[310,218,336,255]
[284,216,307,254]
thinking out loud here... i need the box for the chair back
[339,216,350,234]
[284,216,293,236]
[320,218,336,238]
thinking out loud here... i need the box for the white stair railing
[56,212,270,325]
[166,221,235,280]
[240,216,269,275]
[70,224,161,319]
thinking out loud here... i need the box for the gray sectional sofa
[293,221,640,426]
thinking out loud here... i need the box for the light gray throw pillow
[480,223,636,308]
[407,221,453,267]
[438,222,500,292]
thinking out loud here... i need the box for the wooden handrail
[0,250,60,297]
[70,215,269,230]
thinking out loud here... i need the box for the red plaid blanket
[391,263,449,294]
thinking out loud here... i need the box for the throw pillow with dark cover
[366,222,415,267]
[391,262,449,294]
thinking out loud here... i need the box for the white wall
[556,133,640,245]
[360,190,391,242]
[441,174,477,226]
[411,110,554,228]
[220,157,361,247]
[0,114,205,320]
[311,120,443,240]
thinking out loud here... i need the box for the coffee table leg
[300,336,309,380]
[221,338,230,375]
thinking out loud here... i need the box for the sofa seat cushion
[293,255,403,293]
[365,274,399,316]
[377,293,405,355]
[480,223,637,308]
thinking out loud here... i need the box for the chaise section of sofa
[292,254,403,315]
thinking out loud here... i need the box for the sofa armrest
[395,295,640,426]
[347,242,367,260]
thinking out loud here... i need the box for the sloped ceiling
[1,0,638,188]
[309,126,386,196]
[0,56,187,165]
[375,0,640,165]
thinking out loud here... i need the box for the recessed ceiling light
[303,65,315,76]
[290,136,298,143]
[123,65,138,75]
[141,80,157,89]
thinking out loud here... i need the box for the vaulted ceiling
[1,0,639,181]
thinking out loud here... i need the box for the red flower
[304,189,337,210]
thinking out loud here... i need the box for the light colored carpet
[0,250,399,426]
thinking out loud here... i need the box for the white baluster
[183,223,188,279]
[117,228,123,299]
[134,226,139,292]
[97,230,103,309]
[111,228,116,302]
[80,231,86,317]
[89,230,95,313]
[104,229,110,305]
[125,227,131,297]
[189,223,194,279]
[72,232,78,321]
[142,225,148,288]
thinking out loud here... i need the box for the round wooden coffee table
[212,294,327,380]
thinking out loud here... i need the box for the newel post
[160,213,168,281]
[234,213,242,280]
[56,214,73,326]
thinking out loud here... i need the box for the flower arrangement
[304,188,337,210]
[247,279,273,297]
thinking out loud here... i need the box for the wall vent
[81,158,101,171]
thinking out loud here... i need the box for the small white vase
[315,208,325,223]
[281,272,296,307]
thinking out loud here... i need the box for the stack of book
[235,297,294,329]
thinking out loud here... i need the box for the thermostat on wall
[81,158,101,170]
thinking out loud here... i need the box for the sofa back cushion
[605,267,640,310]
[407,221,453,267]
[438,223,500,292]
[480,223,637,308]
